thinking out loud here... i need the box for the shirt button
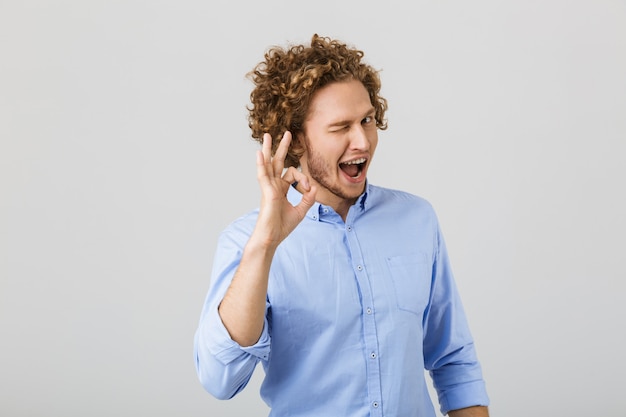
[323,208,329,213]
[370,352,377,359]
[366,308,372,315]
[372,401,379,408]
[312,214,317,220]
[346,225,352,231]
[356,265,363,271]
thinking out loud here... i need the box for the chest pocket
[386,253,431,316]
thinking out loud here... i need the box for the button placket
[344,216,382,416]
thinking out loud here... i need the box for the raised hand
[253,131,317,248]
[218,131,317,346]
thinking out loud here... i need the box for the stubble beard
[304,138,362,202]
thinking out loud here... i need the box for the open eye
[362,116,373,125]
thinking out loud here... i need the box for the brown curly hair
[246,34,388,168]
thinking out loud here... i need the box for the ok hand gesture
[253,131,317,249]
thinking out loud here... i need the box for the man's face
[299,79,378,212]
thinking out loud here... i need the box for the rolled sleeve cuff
[438,380,490,415]
[205,305,271,365]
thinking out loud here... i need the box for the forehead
[306,80,373,124]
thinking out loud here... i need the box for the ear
[291,132,306,159]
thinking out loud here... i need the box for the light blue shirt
[194,183,489,416]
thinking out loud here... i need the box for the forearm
[218,235,277,346]
[219,131,315,347]
[448,406,489,417]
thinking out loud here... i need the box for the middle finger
[272,131,292,176]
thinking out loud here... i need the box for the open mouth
[339,157,367,179]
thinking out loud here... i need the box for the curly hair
[246,34,388,168]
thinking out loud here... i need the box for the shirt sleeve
[193,219,271,400]
[422,222,490,415]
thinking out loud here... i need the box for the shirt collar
[286,182,371,222]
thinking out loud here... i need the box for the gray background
[1,1,625,416]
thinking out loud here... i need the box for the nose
[350,125,370,151]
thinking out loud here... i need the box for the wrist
[246,233,280,258]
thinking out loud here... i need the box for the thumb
[295,185,317,216]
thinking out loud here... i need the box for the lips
[339,157,367,178]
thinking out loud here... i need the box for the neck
[315,190,360,222]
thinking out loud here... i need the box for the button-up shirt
[194,183,489,416]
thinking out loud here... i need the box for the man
[194,34,490,416]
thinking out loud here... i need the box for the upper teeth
[343,158,366,165]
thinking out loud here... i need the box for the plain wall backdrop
[1,1,625,416]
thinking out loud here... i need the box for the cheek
[317,143,345,162]
[369,135,379,154]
